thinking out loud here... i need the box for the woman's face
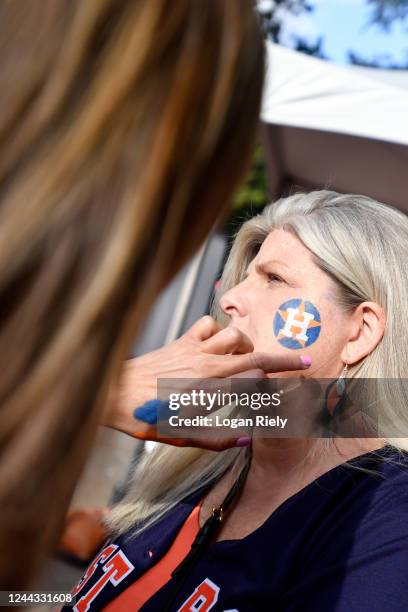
[220,228,352,378]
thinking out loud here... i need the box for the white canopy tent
[261,41,408,212]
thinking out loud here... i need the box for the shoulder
[339,446,408,522]
[357,446,408,507]
[321,447,408,552]
[300,448,408,559]
[353,447,408,530]
[282,449,408,611]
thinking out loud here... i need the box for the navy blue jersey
[65,446,408,611]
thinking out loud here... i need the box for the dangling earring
[336,362,348,396]
[323,361,349,425]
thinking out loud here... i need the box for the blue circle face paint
[273,298,321,350]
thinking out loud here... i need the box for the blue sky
[313,0,408,65]
[259,0,408,66]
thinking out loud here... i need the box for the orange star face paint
[273,298,321,349]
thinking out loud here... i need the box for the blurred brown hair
[0,0,264,587]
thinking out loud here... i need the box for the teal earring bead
[335,363,348,395]
[336,377,346,395]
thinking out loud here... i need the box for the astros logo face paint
[273,298,321,349]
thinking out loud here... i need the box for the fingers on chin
[187,316,221,342]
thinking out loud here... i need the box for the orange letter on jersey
[178,578,220,611]
[74,551,134,612]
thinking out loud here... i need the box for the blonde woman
[70,190,408,611]
[0,0,266,589]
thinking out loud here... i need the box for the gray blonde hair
[108,190,408,537]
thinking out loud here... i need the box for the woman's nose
[219,284,248,318]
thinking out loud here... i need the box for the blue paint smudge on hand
[133,400,170,424]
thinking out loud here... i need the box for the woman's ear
[341,302,386,365]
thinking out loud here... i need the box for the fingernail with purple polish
[300,355,312,367]
[235,436,252,447]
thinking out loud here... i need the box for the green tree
[256,1,326,58]
[233,145,268,212]
[348,0,408,68]
[348,49,408,68]
[366,0,408,30]
[257,0,313,42]
[224,145,268,236]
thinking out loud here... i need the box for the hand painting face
[219,228,353,378]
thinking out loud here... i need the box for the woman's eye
[267,273,284,284]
